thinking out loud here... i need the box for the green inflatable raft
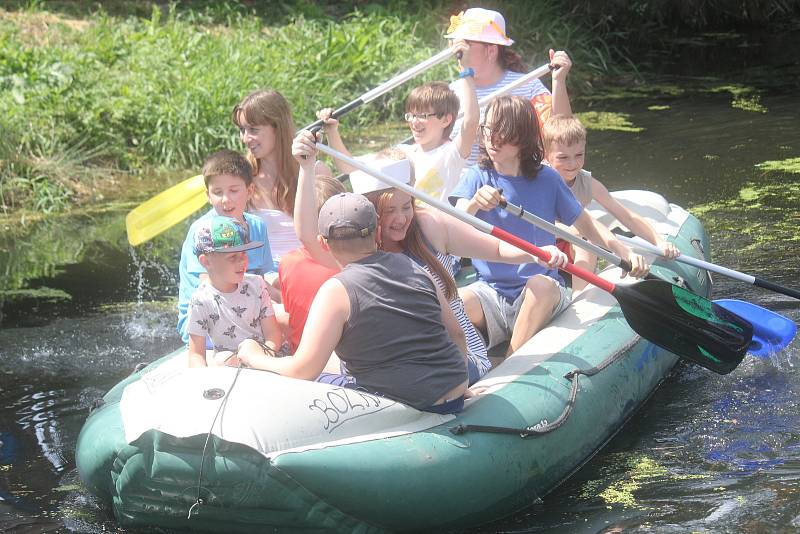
[76,191,713,532]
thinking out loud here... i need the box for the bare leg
[571,246,597,292]
[459,287,487,338]
[506,275,560,356]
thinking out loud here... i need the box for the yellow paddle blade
[125,174,207,246]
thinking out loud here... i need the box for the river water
[1,51,798,532]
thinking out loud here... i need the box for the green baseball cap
[193,216,263,255]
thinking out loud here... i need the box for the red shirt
[279,247,339,352]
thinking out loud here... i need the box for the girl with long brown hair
[232,90,333,268]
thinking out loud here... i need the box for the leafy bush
[0,0,622,212]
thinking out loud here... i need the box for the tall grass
[0,1,622,213]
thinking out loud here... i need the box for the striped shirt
[408,249,491,379]
[451,70,550,166]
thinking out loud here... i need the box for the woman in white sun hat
[445,7,573,165]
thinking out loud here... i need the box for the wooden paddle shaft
[315,143,617,294]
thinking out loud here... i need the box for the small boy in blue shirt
[177,149,275,343]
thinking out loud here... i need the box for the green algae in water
[576,111,644,133]
[756,157,800,174]
[577,84,685,102]
[709,84,768,113]
[690,181,800,251]
[647,104,671,111]
[732,94,768,113]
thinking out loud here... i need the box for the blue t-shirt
[448,165,582,300]
[177,209,275,343]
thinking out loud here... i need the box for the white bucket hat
[445,8,514,47]
[349,157,412,195]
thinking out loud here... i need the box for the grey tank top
[334,251,467,409]
[567,169,593,208]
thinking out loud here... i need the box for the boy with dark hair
[177,149,275,343]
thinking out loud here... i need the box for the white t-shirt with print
[398,141,466,201]
[186,273,274,352]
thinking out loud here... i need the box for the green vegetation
[690,180,800,251]
[709,84,768,113]
[0,0,624,214]
[575,111,644,132]
[755,157,800,174]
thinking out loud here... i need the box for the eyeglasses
[479,124,494,136]
[404,112,442,122]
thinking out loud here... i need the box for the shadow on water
[0,32,799,533]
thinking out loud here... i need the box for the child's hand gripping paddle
[315,142,753,375]
[498,198,791,360]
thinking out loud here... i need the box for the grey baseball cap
[318,192,377,240]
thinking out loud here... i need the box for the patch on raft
[575,111,644,133]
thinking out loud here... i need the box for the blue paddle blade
[714,299,798,358]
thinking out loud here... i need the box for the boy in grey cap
[238,189,470,414]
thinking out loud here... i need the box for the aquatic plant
[755,157,800,174]
[575,111,644,132]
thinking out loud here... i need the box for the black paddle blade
[614,279,753,374]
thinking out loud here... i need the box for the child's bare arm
[260,314,282,351]
[549,49,573,117]
[450,40,479,159]
[317,108,357,174]
[187,335,208,367]
[291,131,339,268]
[592,177,680,259]
[572,210,650,278]
[239,279,348,379]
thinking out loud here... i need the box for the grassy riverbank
[0,0,622,214]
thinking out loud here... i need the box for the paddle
[125,48,458,246]
[615,234,800,301]
[399,62,552,145]
[315,142,753,375]
[499,198,795,358]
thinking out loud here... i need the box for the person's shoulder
[463,164,488,181]
[243,272,264,285]
[535,164,564,184]
[244,211,267,232]
[184,208,214,237]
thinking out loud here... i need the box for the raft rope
[449,337,638,438]
[187,342,277,519]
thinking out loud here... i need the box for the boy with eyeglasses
[317,39,478,201]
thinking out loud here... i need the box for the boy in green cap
[186,216,281,367]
